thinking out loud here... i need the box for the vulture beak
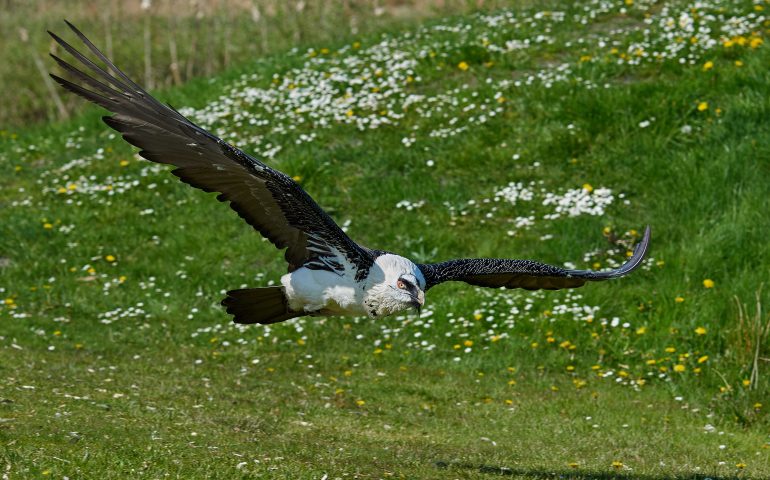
[410,290,425,315]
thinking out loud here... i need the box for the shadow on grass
[434,461,745,479]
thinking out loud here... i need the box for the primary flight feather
[49,22,651,325]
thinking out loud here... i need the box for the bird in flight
[49,22,650,325]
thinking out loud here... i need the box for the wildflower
[753,402,762,410]
[702,60,714,71]
[735,60,744,67]
[697,355,708,363]
[611,461,623,469]
[373,348,382,354]
[694,327,707,335]
[736,463,747,469]
[674,364,686,373]
[292,175,302,182]
[297,339,305,346]
[508,379,516,386]
[636,327,646,335]
[675,296,684,303]
[457,61,469,71]
[504,399,513,405]
[464,340,473,347]
[119,159,130,167]
[355,399,365,406]
[742,379,751,387]
[750,37,763,49]
[665,347,676,353]
[43,223,53,230]
[582,183,593,193]
[566,365,575,372]
[343,370,352,377]
[703,279,714,288]
[105,255,116,262]
[697,102,709,112]
[473,313,483,321]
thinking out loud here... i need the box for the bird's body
[282,253,425,318]
[49,22,651,326]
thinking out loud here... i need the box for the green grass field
[2,0,770,478]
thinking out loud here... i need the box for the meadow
[1,0,770,478]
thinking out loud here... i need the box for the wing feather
[49,22,372,273]
[419,226,650,291]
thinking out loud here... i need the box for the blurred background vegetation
[1,0,516,128]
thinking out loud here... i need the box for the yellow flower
[43,223,53,230]
[742,379,751,387]
[636,327,646,335]
[611,461,624,469]
[754,402,762,409]
[473,313,483,321]
[105,255,116,262]
[296,338,305,346]
[697,101,709,112]
[702,279,715,288]
[750,37,763,49]
[530,342,539,348]
[508,379,516,386]
[566,365,575,372]
[582,183,593,193]
[345,109,354,117]
[702,60,714,71]
[292,175,302,182]
[343,370,352,377]
[665,346,676,353]
[457,61,469,71]
[736,463,747,469]
[373,348,382,354]
[697,355,709,364]
[463,340,473,347]
[675,296,684,303]
[695,327,707,335]
[504,399,513,405]
[673,364,686,373]
[646,359,657,365]
[735,60,744,67]
[119,159,130,167]
[355,399,365,406]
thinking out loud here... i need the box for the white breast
[281,267,367,316]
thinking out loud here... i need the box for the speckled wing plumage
[48,22,372,274]
[418,226,650,291]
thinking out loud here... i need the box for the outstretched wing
[418,226,650,291]
[48,21,372,275]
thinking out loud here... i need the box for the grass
[2,0,770,477]
[1,0,514,128]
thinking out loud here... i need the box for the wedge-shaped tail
[221,287,304,325]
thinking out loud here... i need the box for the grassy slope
[1,0,770,478]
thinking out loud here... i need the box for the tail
[221,286,304,325]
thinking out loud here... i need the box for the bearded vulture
[49,22,651,325]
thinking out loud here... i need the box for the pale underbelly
[281,268,367,316]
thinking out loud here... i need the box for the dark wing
[418,226,650,291]
[48,21,372,275]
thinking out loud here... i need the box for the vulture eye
[396,279,406,290]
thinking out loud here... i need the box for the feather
[418,226,651,291]
[49,21,373,276]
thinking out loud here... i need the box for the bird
[48,22,651,326]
